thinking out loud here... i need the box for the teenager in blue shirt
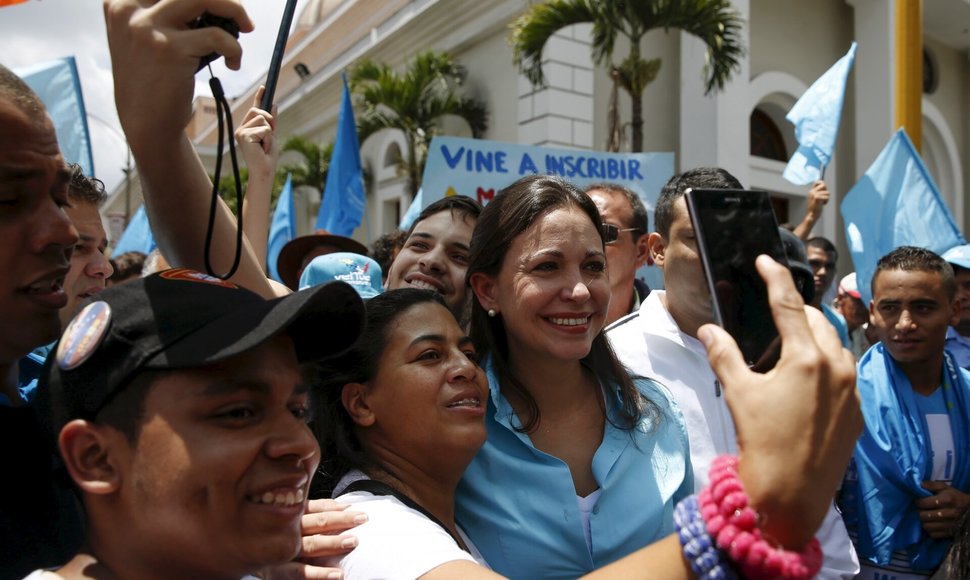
[839,246,970,578]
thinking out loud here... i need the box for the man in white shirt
[607,167,859,578]
[585,183,651,325]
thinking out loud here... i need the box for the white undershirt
[576,489,603,553]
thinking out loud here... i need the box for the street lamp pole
[86,112,134,226]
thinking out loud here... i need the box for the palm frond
[348,50,489,196]
[634,0,744,93]
[510,0,598,87]
[280,135,330,191]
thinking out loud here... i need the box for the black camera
[191,12,241,72]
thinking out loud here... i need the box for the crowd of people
[1,0,968,578]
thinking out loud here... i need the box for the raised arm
[104,0,284,297]
[236,87,278,272]
[793,180,830,240]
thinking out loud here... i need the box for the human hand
[236,87,279,181]
[807,181,830,217]
[917,481,970,539]
[699,255,861,549]
[103,0,254,144]
[261,499,366,579]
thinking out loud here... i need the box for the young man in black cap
[28,270,364,579]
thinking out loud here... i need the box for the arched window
[750,108,788,162]
[383,142,403,169]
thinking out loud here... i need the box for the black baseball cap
[39,268,364,435]
[778,227,816,305]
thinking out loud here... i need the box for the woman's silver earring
[488,309,497,318]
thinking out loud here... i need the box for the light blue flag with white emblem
[112,205,156,257]
[399,189,423,231]
[841,129,965,305]
[316,74,365,236]
[267,173,296,283]
[783,42,857,185]
[15,56,94,177]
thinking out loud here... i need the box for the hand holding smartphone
[685,189,789,371]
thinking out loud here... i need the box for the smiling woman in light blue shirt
[462,175,692,578]
[457,362,691,578]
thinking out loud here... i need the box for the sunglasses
[602,223,639,245]
[808,259,836,271]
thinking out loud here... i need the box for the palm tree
[350,50,488,199]
[512,0,744,152]
[213,136,328,214]
[280,135,332,192]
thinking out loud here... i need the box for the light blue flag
[841,129,965,305]
[15,57,94,177]
[783,42,857,185]
[316,74,366,236]
[267,174,296,283]
[399,189,423,231]
[112,205,156,257]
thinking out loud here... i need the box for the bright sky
[0,0,311,192]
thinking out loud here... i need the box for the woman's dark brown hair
[465,174,655,433]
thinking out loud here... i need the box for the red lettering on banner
[477,187,495,204]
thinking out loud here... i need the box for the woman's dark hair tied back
[309,288,447,497]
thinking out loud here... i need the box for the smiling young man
[29,269,364,579]
[838,246,970,578]
[385,196,481,326]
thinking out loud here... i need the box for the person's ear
[58,420,123,496]
[634,233,651,268]
[468,272,499,313]
[648,233,667,268]
[341,383,375,427]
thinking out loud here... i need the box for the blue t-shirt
[455,358,692,579]
[1,344,51,407]
[838,346,970,574]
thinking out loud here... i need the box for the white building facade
[105,0,970,260]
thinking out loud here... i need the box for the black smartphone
[685,189,789,371]
[260,0,300,112]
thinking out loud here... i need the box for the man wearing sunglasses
[586,184,651,325]
[807,236,851,348]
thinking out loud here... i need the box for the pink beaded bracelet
[698,455,823,580]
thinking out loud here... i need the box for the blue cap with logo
[299,252,383,299]
[942,244,970,270]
